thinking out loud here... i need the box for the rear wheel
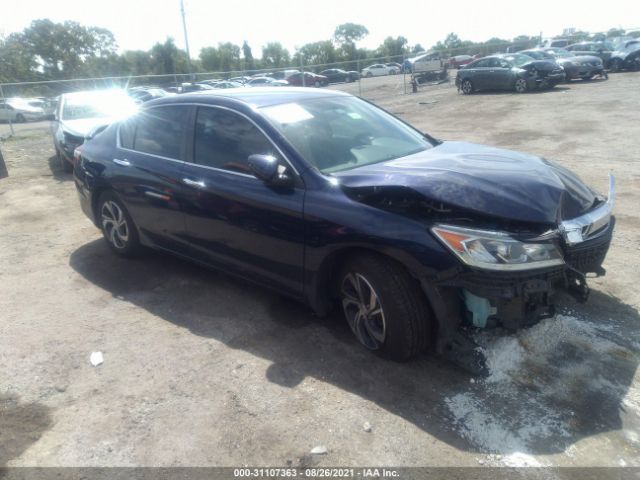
[514,78,528,93]
[339,253,432,361]
[461,79,474,94]
[366,72,373,78]
[15,113,26,123]
[97,191,141,257]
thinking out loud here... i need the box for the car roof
[147,87,351,109]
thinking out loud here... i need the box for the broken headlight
[431,224,564,271]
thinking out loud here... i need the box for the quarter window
[193,107,281,174]
[132,106,188,159]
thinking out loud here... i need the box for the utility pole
[180,0,193,79]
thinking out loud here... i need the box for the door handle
[113,158,131,166]
[182,178,206,188]
[144,190,171,201]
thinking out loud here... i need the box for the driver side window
[194,107,282,175]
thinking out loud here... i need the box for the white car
[0,98,46,123]
[360,64,398,77]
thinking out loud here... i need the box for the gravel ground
[1,72,639,469]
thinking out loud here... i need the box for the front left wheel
[339,253,432,361]
[460,79,474,94]
[514,78,528,93]
[98,191,141,257]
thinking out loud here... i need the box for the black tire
[57,149,73,173]
[366,72,373,78]
[514,77,528,93]
[16,113,26,123]
[339,253,432,361]
[314,80,321,88]
[460,79,474,95]
[97,191,141,257]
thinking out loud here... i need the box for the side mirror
[247,154,294,188]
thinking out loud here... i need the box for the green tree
[295,41,336,67]
[122,50,153,76]
[334,23,369,61]
[0,33,39,82]
[242,41,255,69]
[261,42,291,68]
[20,19,117,79]
[149,38,189,74]
[376,36,409,60]
[217,42,241,72]
[200,46,220,72]
[607,28,625,38]
[411,43,425,54]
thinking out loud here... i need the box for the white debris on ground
[444,313,640,467]
[89,351,104,366]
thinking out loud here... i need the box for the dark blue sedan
[74,87,614,370]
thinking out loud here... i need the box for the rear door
[113,105,191,252]
[181,105,306,296]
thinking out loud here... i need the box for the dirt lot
[1,73,639,469]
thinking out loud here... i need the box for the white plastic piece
[90,351,104,366]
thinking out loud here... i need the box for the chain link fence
[2,27,639,140]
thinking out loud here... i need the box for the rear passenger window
[119,116,136,149]
[193,107,281,174]
[133,106,188,159]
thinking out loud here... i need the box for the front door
[181,106,306,297]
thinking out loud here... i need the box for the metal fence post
[402,53,406,95]
[357,58,361,98]
[0,84,15,138]
[300,56,306,87]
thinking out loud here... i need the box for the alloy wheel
[341,272,386,350]
[462,80,473,94]
[515,78,527,93]
[101,201,129,249]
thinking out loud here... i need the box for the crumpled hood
[334,141,597,224]
[61,117,113,137]
[614,44,640,60]
[561,54,602,64]
[521,60,560,71]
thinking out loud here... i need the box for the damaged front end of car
[426,174,615,373]
[339,164,615,374]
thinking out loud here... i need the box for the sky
[3,0,639,57]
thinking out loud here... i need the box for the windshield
[262,96,434,173]
[502,54,534,67]
[61,91,137,121]
[521,51,548,60]
[548,48,572,58]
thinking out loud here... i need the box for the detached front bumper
[528,69,566,87]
